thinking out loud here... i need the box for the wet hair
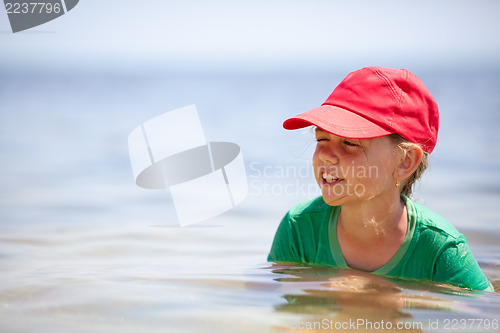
[389,134,429,197]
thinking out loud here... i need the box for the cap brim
[283,105,394,139]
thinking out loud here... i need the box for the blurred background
[1,1,500,332]
[1,0,499,229]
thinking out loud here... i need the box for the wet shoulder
[410,199,464,241]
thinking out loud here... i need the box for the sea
[1,65,499,332]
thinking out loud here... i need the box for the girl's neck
[338,192,406,242]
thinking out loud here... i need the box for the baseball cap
[283,66,439,153]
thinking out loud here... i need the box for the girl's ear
[394,145,424,182]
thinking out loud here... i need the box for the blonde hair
[389,134,429,197]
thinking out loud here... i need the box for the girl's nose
[316,144,340,165]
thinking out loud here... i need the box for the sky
[1,0,500,73]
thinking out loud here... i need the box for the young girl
[268,66,493,291]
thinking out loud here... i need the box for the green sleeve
[433,238,493,291]
[267,212,301,263]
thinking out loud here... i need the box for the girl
[268,66,493,291]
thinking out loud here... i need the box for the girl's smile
[321,172,342,185]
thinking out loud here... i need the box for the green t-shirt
[268,195,493,291]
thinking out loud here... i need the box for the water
[0,68,499,332]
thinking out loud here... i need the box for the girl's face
[313,129,400,206]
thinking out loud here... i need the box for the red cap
[283,66,439,153]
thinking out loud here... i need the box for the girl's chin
[323,198,348,207]
[321,191,348,206]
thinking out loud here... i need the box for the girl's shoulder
[406,197,464,242]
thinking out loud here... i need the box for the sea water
[0,67,499,332]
